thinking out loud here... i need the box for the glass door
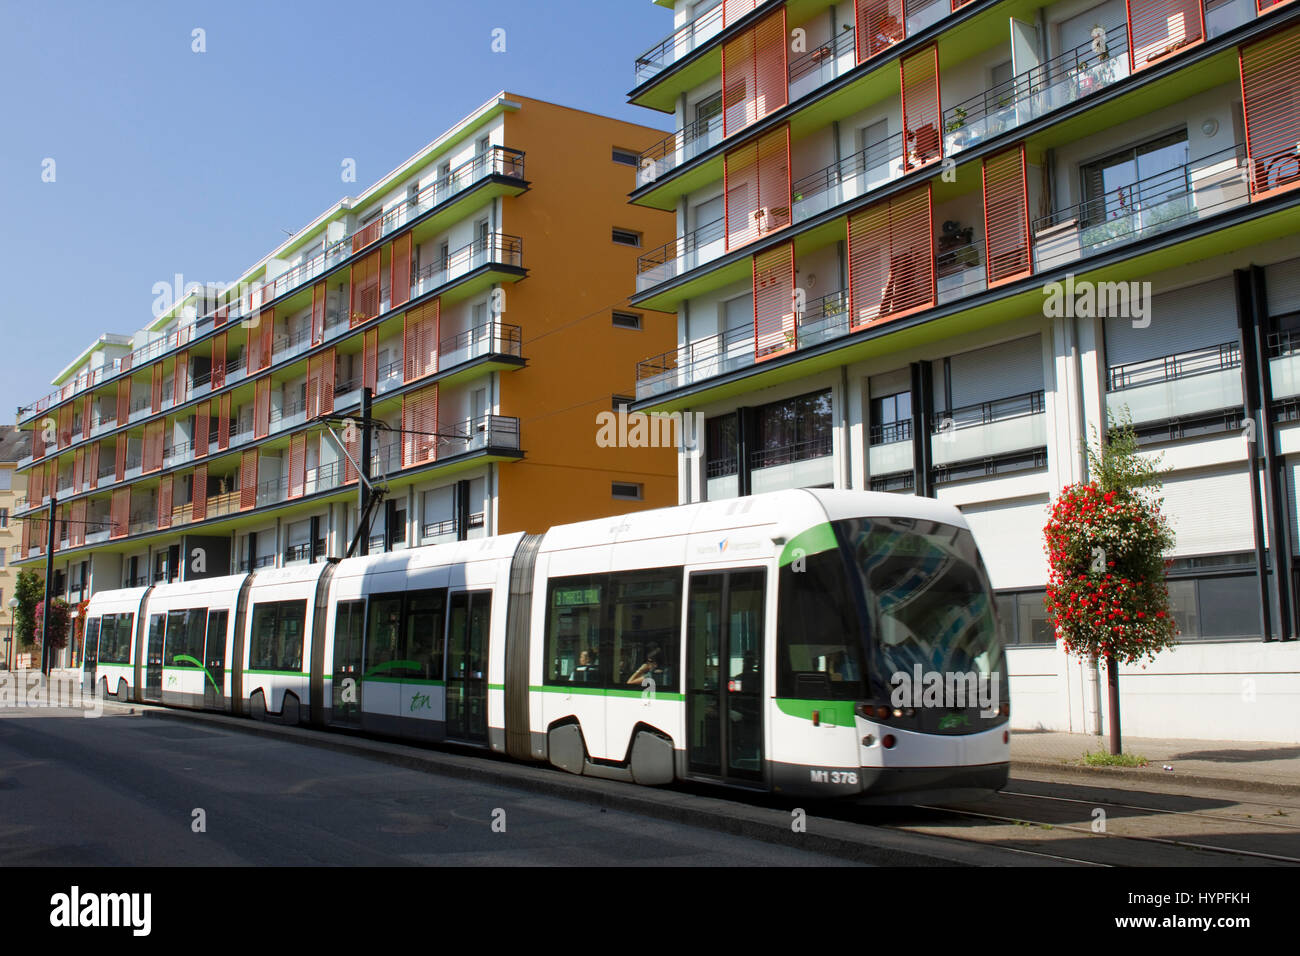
[331,601,364,726]
[686,569,766,783]
[144,614,164,701]
[445,590,490,742]
[204,610,228,710]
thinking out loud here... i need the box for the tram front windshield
[778,517,1003,709]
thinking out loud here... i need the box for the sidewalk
[1012,730,1300,795]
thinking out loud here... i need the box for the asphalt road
[0,708,868,866]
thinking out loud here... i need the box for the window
[206,610,229,662]
[0,470,11,491]
[612,147,640,166]
[706,414,739,478]
[754,389,833,468]
[1080,129,1190,227]
[365,589,447,680]
[249,600,307,672]
[612,482,643,500]
[164,608,207,667]
[778,547,865,700]
[97,613,135,664]
[612,228,642,247]
[612,311,643,330]
[693,91,723,140]
[993,591,1053,645]
[544,568,683,691]
[870,391,912,445]
[0,507,7,528]
[477,135,490,156]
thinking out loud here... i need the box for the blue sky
[0,0,674,421]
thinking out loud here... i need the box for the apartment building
[10,93,675,606]
[0,428,30,670]
[625,0,1300,741]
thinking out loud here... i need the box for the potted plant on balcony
[945,106,969,150]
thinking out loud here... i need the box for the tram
[82,488,1010,801]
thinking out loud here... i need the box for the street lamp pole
[6,596,17,671]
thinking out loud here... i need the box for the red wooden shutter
[192,463,208,522]
[319,349,335,416]
[173,352,188,405]
[723,0,757,26]
[856,0,906,63]
[254,377,271,439]
[218,393,231,450]
[115,433,127,481]
[724,126,791,250]
[902,44,942,172]
[73,448,85,492]
[363,330,379,392]
[983,145,1032,287]
[1127,0,1204,71]
[952,0,975,8]
[404,300,441,383]
[311,282,327,346]
[848,184,934,330]
[117,379,130,425]
[350,251,381,327]
[82,394,92,440]
[258,310,275,371]
[352,217,382,254]
[158,475,174,530]
[54,504,65,552]
[70,499,86,547]
[390,235,412,310]
[754,242,797,361]
[151,364,163,413]
[344,426,361,485]
[195,401,210,459]
[402,384,439,467]
[58,404,73,448]
[32,420,45,461]
[211,333,227,389]
[722,8,788,137]
[240,451,258,511]
[1241,23,1300,199]
[111,488,130,539]
[306,357,321,421]
[287,434,306,500]
[1258,0,1297,11]
[87,441,99,490]
[143,420,164,473]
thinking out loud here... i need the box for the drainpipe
[839,366,852,489]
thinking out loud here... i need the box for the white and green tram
[83,489,1009,801]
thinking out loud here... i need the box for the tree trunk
[1107,651,1121,755]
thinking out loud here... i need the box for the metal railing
[931,390,1046,433]
[634,1,726,84]
[1108,342,1240,391]
[636,216,726,291]
[412,233,524,298]
[749,433,833,470]
[870,420,913,446]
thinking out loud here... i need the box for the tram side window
[609,569,682,693]
[98,613,134,664]
[777,548,865,700]
[164,608,208,666]
[546,576,605,686]
[206,610,229,662]
[249,600,307,672]
[83,618,101,662]
[364,590,446,680]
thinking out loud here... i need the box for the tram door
[82,618,100,693]
[144,614,165,701]
[331,601,364,727]
[204,610,228,710]
[445,590,490,742]
[686,569,766,783]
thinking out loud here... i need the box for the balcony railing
[931,390,1046,433]
[16,147,526,424]
[634,1,726,84]
[1108,342,1241,391]
[412,233,524,299]
[636,217,725,291]
[1034,142,1250,272]
[788,24,858,103]
[750,433,833,470]
[943,24,1131,158]
[638,114,726,185]
[870,420,913,446]
[791,131,908,225]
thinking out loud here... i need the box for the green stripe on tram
[528,685,685,701]
[775,698,855,725]
[170,656,221,692]
[780,522,839,567]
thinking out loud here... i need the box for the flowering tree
[1043,413,1177,753]
[32,598,71,672]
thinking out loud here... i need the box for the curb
[108,702,1046,866]
[1012,757,1300,797]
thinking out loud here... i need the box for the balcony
[749,434,834,493]
[868,419,914,478]
[930,390,1047,467]
[944,24,1132,159]
[638,114,726,185]
[1269,331,1300,401]
[412,233,524,300]
[1034,143,1250,273]
[633,2,726,85]
[636,217,726,292]
[1107,341,1242,425]
[437,321,524,372]
[791,131,909,224]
